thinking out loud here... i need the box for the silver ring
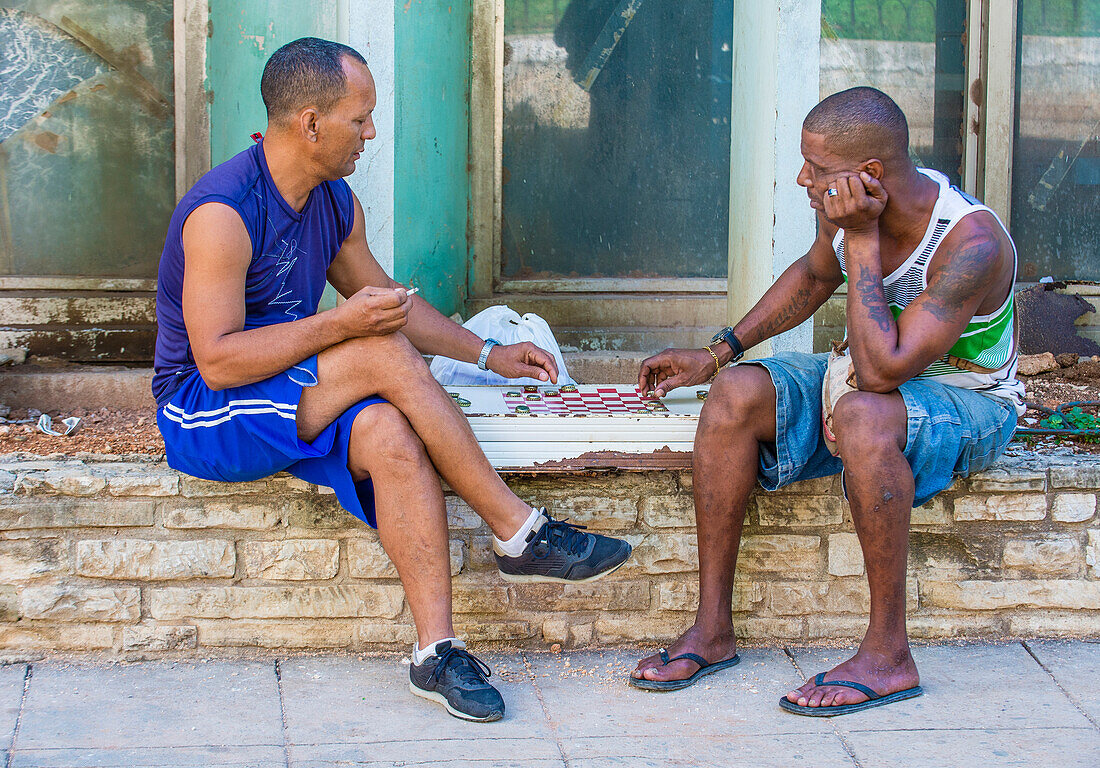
[826,187,839,197]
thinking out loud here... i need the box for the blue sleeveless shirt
[153,141,354,405]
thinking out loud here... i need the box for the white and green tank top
[833,168,1025,415]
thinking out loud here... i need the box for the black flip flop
[629,648,741,691]
[779,672,924,717]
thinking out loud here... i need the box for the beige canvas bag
[821,340,857,456]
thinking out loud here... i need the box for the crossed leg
[296,332,536,647]
[297,332,533,538]
[785,390,919,708]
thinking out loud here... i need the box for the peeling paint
[206,1,339,164]
[240,33,265,51]
[525,447,693,472]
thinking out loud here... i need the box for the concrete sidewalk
[0,641,1096,768]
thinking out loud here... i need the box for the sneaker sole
[409,681,504,722]
[497,552,630,584]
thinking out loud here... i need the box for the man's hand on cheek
[822,171,888,236]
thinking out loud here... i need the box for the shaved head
[803,87,910,166]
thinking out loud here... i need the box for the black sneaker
[409,641,505,722]
[494,510,632,583]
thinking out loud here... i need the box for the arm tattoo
[758,283,816,337]
[922,230,1000,324]
[854,264,893,332]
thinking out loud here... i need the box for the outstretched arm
[182,203,409,390]
[638,216,842,396]
[832,173,1008,392]
[327,194,559,382]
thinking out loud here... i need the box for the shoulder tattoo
[922,227,1002,324]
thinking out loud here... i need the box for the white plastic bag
[430,305,575,386]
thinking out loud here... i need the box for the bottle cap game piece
[523,385,539,392]
[696,390,708,400]
[560,384,578,393]
[506,391,521,397]
[544,390,559,397]
[525,394,541,401]
[456,398,471,407]
[449,392,460,399]
[515,405,531,413]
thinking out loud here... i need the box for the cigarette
[405,286,420,296]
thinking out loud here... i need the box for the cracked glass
[0,1,174,277]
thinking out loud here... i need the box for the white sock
[493,507,547,558]
[412,636,465,666]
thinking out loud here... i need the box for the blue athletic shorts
[746,351,1018,507]
[157,355,387,526]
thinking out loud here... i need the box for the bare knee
[348,403,429,479]
[329,333,426,378]
[833,391,906,457]
[700,365,776,435]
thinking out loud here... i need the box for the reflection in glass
[501,0,733,279]
[820,1,965,186]
[1011,1,1100,281]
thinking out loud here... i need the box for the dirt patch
[1020,359,1100,409]
[0,407,163,457]
[1017,357,1100,454]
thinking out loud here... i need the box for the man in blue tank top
[154,37,631,722]
[630,88,1022,716]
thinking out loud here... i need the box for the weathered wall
[206,0,340,165]
[0,453,1096,655]
[393,1,471,317]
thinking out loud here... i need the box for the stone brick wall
[0,452,1097,655]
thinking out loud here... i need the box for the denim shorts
[747,352,1019,507]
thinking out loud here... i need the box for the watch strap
[477,338,500,370]
[724,331,745,362]
[711,327,745,363]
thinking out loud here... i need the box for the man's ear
[861,159,884,180]
[298,108,321,143]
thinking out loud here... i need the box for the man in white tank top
[629,88,1021,716]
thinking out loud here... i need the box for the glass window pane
[1011,1,1100,281]
[821,0,966,186]
[0,2,174,278]
[500,0,733,279]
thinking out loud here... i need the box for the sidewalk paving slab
[563,734,857,768]
[786,642,1092,732]
[1025,640,1100,724]
[11,744,285,768]
[11,660,284,768]
[526,648,835,739]
[2,642,1099,768]
[0,664,28,749]
[843,727,1100,768]
[278,653,561,768]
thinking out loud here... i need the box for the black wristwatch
[709,326,745,364]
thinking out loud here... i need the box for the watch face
[711,327,732,344]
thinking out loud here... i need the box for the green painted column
[206,0,339,165]
[394,1,471,317]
